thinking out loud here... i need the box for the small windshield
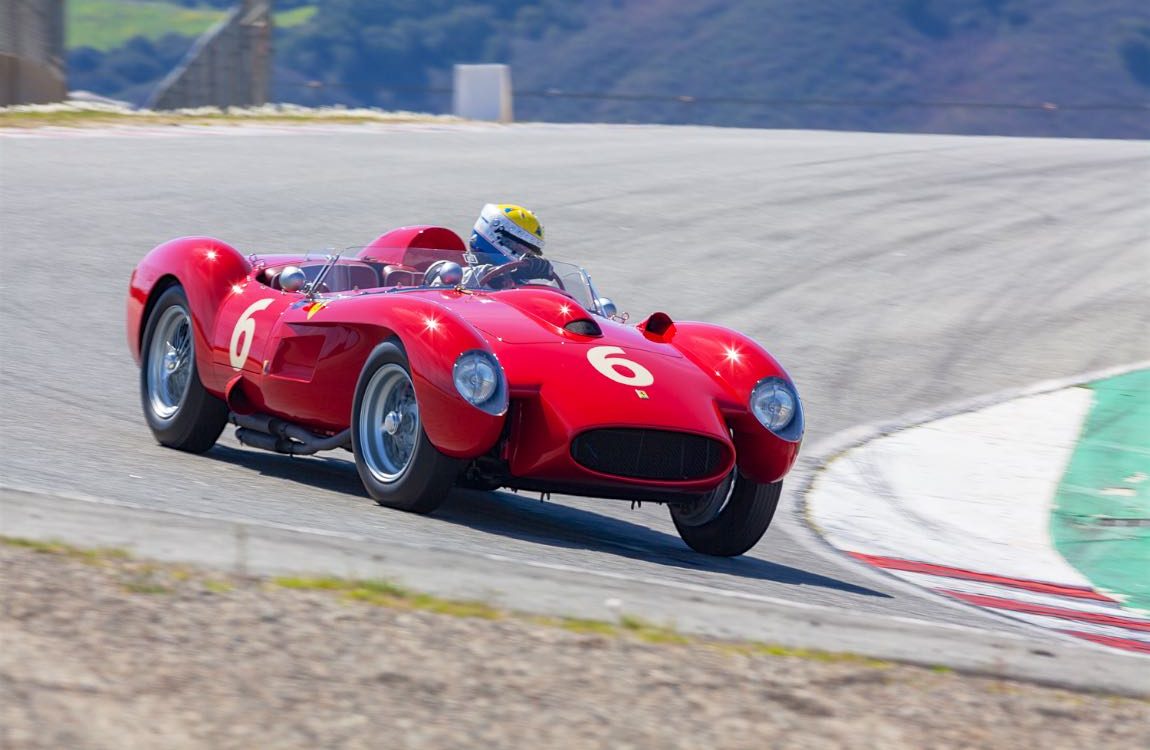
[323,246,609,316]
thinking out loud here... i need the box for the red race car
[126,226,803,556]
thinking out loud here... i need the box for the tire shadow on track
[438,489,890,599]
[206,446,888,599]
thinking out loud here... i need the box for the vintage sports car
[126,226,803,556]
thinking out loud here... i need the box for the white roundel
[229,298,274,370]
[586,346,654,387]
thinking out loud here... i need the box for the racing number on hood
[586,346,654,387]
[229,298,275,370]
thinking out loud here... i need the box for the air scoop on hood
[562,318,602,336]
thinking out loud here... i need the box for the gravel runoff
[2,544,1147,750]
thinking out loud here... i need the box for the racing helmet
[469,204,545,263]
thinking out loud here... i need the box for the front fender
[369,294,506,458]
[661,320,802,484]
[127,237,251,383]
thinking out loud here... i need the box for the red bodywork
[127,227,802,501]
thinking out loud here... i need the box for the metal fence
[146,0,271,110]
[0,0,66,105]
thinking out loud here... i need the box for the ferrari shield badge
[292,299,330,319]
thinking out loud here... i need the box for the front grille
[571,429,727,481]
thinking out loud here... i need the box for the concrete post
[453,64,512,122]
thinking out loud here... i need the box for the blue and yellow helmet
[470,203,545,262]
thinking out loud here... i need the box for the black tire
[139,285,228,453]
[669,473,782,556]
[351,342,462,513]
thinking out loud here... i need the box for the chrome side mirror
[595,297,617,318]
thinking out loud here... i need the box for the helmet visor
[494,227,542,257]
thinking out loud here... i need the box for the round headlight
[750,379,796,434]
[452,350,507,415]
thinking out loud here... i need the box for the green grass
[273,576,503,620]
[276,4,317,29]
[0,535,131,563]
[68,0,317,51]
[0,535,895,670]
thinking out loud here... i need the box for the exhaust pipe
[230,412,351,456]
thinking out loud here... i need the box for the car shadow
[206,445,889,599]
[435,488,889,598]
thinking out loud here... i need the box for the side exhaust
[230,412,351,456]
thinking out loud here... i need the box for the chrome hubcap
[359,364,419,483]
[147,306,194,422]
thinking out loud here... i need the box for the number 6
[586,346,654,387]
[229,298,274,370]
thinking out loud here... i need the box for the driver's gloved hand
[512,254,551,281]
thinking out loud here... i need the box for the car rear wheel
[669,472,782,556]
[139,285,228,453]
[352,342,461,513]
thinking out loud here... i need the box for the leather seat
[383,264,421,287]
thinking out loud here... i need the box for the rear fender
[662,320,801,483]
[127,238,252,384]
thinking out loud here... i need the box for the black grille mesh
[571,429,726,481]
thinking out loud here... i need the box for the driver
[463,203,551,288]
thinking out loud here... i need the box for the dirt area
[1,541,1147,750]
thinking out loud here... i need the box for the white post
[453,64,513,122]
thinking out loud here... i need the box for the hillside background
[69,0,1150,138]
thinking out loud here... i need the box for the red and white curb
[806,386,1150,655]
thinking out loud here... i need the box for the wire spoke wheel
[138,285,228,453]
[359,363,420,483]
[146,306,195,422]
[351,343,462,513]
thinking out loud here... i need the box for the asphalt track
[1,124,1148,668]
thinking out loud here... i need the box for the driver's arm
[510,255,552,283]
[462,263,493,288]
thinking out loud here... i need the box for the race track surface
[2,124,1147,642]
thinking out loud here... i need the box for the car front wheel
[351,342,462,513]
[669,472,782,556]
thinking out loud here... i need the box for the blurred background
[2,0,1148,137]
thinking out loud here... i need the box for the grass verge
[0,103,461,129]
[2,535,890,667]
[0,535,131,563]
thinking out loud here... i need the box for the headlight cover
[750,377,804,441]
[453,350,508,416]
